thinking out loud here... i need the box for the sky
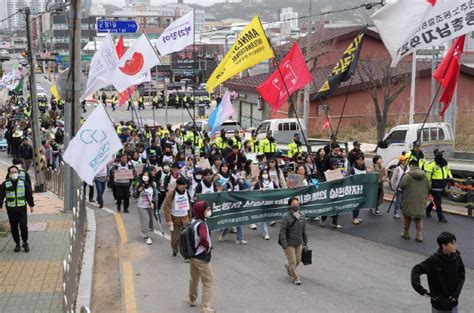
[100,0,224,6]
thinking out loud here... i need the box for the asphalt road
[94,188,474,313]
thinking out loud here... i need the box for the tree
[358,59,410,142]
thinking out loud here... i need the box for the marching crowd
[0,95,465,313]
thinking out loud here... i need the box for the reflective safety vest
[183,95,188,103]
[405,150,426,170]
[153,96,158,103]
[117,125,123,135]
[287,140,302,158]
[19,170,27,182]
[199,96,203,103]
[230,136,242,149]
[111,95,117,104]
[249,138,259,153]
[425,161,452,181]
[5,179,26,208]
[139,96,144,104]
[216,136,227,150]
[144,130,152,140]
[259,137,277,154]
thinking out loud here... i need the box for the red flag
[256,42,312,112]
[115,35,136,105]
[433,35,465,117]
[322,120,330,130]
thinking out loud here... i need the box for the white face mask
[195,175,202,180]
[262,174,269,180]
[10,173,19,180]
[142,176,149,182]
[205,210,212,218]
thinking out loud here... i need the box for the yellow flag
[206,16,274,94]
[50,84,61,100]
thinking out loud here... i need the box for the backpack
[179,219,203,260]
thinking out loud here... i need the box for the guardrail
[63,189,87,312]
[45,167,65,199]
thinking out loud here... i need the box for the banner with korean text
[197,173,379,230]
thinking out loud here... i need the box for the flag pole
[261,18,311,154]
[192,8,197,163]
[333,75,354,139]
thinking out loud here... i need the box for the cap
[399,155,407,161]
[434,148,444,156]
[413,141,421,147]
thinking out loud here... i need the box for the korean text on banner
[156,11,194,56]
[206,16,274,93]
[62,105,123,185]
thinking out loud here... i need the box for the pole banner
[197,173,379,230]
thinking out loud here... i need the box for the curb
[383,195,470,218]
[75,207,96,313]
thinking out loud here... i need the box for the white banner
[393,0,474,65]
[156,11,194,56]
[80,34,119,101]
[62,105,123,185]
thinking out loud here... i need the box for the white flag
[63,105,123,185]
[110,34,161,92]
[156,11,194,56]
[80,34,119,101]
[371,0,435,66]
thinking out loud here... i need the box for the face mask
[291,205,299,212]
[195,175,202,180]
[10,173,19,180]
[205,210,212,218]
[262,174,269,180]
[142,176,149,182]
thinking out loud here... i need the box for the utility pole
[24,7,46,192]
[303,0,312,136]
[409,51,417,124]
[63,0,82,210]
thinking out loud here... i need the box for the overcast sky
[100,0,223,6]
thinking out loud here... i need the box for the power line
[0,10,22,24]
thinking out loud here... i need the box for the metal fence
[45,167,65,199]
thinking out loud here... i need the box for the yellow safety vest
[259,137,277,154]
[425,161,452,181]
[287,140,302,158]
[216,136,227,150]
[5,179,26,207]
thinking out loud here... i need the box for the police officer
[249,130,260,154]
[9,158,32,188]
[425,149,452,223]
[287,133,302,159]
[138,95,145,110]
[152,94,158,110]
[216,130,228,151]
[111,94,118,111]
[0,165,35,252]
[405,141,426,170]
[230,130,242,150]
[259,130,277,159]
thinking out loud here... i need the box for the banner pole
[192,8,197,163]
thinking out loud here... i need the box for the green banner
[197,173,379,230]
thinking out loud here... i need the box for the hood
[408,168,426,180]
[193,201,207,220]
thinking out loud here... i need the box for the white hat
[12,129,23,138]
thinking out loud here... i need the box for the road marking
[114,213,128,244]
[122,261,137,313]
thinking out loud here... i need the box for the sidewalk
[0,166,72,313]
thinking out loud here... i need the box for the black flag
[314,28,366,101]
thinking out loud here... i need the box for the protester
[390,155,407,219]
[347,141,363,167]
[254,169,279,240]
[188,201,215,313]
[110,154,134,213]
[425,149,452,223]
[349,154,367,225]
[0,165,35,252]
[369,155,387,216]
[93,166,108,209]
[399,160,431,242]
[279,197,308,285]
[18,137,33,171]
[163,177,191,257]
[411,232,465,313]
[268,158,287,189]
[136,172,156,245]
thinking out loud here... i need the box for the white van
[377,122,455,170]
[255,118,306,144]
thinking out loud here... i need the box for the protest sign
[197,173,379,230]
[324,169,344,182]
[287,174,305,188]
[114,169,134,181]
[197,158,211,170]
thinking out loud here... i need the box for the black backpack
[179,219,204,260]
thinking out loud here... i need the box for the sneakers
[189,300,197,307]
[99,203,104,209]
[264,235,270,240]
[22,243,30,252]
[124,209,129,213]
[439,217,448,223]
[236,240,248,245]
[14,245,20,252]
[218,233,225,242]
[250,224,257,230]
[352,218,362,225]
[374,209,382,216]
[331,224,342,229]
[393,214,401,219]
[89,199,95,203]
[319,219,325,227]
[293,278,302,285]
[145,237,152,245]
[415,237,423,243]
[269,221,276,226]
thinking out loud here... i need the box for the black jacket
[19,143,34,160]
[0,179,35,209]
[411,250,465,310]
[278,211,307,249]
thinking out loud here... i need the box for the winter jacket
[411,250,465,310]
[399,168,431,218]
[278,211,307,249]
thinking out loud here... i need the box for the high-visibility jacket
[425,161,452,181]
[249,138,259,153]
[199,95,204,103]
[139,96,144,104]
[183,95,188,103]
[216,136,228,150]
[111,95,117,104]
[144,130,152,141]
[117,125,123,135]
[259,137,277,154]
[230,136,242,149]
[405,150,426,170]
[153,96,158,104]
[5,179,26,208]
[287,140,302,158]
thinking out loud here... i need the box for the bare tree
[358,60,410,142]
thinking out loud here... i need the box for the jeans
[393,191,402,216]
[94,180,106,206]
[260,222,268,236]
[322,215,339,225]
[352,209,360,219]
[221,226,244,241]
[432,306,458,313]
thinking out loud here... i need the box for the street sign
[97,20,139,33]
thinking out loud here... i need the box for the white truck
[377,122,474,202]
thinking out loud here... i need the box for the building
[279,7,299,33]
[223,25,474,135]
